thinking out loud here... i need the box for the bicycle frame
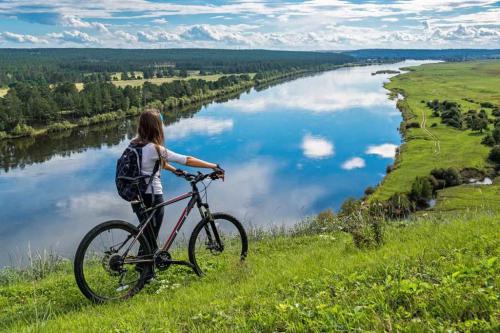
[121,180,212,264]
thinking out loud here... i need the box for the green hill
[0,212,498,332]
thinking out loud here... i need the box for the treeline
[0,73,269,138]
[0,48,354,86]
[345,48,500,61]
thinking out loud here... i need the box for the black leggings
[132,194,164,252]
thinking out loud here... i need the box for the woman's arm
[185,156,217,169]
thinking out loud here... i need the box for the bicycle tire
[188,213,248,276]
[74,220,152,303]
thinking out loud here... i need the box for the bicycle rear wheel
[188,213,248,276]
[74,220,152,303]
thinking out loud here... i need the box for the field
[112,73,255,88]
[1,212,498,332]
[375,61,500,212]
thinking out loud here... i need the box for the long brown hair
[133,109,164,145]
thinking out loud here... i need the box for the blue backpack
[115,143,160,201]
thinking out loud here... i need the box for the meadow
[1,212,498,332]
[375,61,500,212]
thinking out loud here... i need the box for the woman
[131,109,224,258]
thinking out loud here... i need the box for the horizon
[0,1,498,50]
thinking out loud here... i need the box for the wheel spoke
[189,214,247,275]
[75,222,151,303]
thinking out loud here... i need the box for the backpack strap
[146,145,162,193]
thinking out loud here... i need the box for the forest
[0,48,354,86]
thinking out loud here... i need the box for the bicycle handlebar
[183,171,222,183]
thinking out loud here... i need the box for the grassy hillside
[375,61,500,212]
[0,213,498,332]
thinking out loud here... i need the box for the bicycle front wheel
[188,213,248,276]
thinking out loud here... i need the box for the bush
[489,145,500,164]
[492,108,500,117]
[482,134,496,146]
[406,122,420,129]
[430,123,437,127]
[338,197,361,217]
[11,123,35,137]
[386,165,394,174]
[430,167,462,187]
[46,121,74,133]
[364,186,375,196]
[493,127,500,143]
[385,193,413,219]
[480,102,495,108]
[0,131,6,140]
[409,176,433,208]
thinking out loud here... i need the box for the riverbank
[372,60,500,213]
[0,64,357,142]
[1,211,498,332]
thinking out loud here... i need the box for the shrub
[430,123,437,127]
[46,121,74,133]
[430,167,462,187]
[0,131,6,140]
[492,108,500,117]
[409,176,433,207]
[385,193,413,219]
[386,165,394,174]
[338,197,361,217]
[493,127,500,143]
[480,101,495,108]
[489,145,500,164]
[482,134,496,146]
[364,186,375,196]
[406,122,420,129]
[11,124,35,137]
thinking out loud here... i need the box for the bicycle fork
[198,204,224,253]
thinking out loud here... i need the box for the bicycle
[74,171,248,303]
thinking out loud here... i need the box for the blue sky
[0,1,498,49]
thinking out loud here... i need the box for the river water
[0,60,429,267]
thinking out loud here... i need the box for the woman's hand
[212,165,225,180]
[173,168,187,177]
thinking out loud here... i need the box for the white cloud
[49,30,99,44]
[152,18,168,24]
[301,134,334,159]
[60,15,109,33]
[1,31,47,44]
[115,30,138,43]
[164,117,234,140]
[341,157,366,170]
[365,143,398,159]
[137,30,181,43]
[0,0,498,48]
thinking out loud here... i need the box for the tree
[489,145,500,164]
[409,176,433,205]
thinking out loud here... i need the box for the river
[0,60,430,267]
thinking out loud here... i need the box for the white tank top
[140,143,188,194]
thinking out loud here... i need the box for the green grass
[433,177,500,213]
[375,61,500,210]
[1,213,498,332]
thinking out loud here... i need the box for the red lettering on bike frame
[163,206,188,251]
[159,191,195,251]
